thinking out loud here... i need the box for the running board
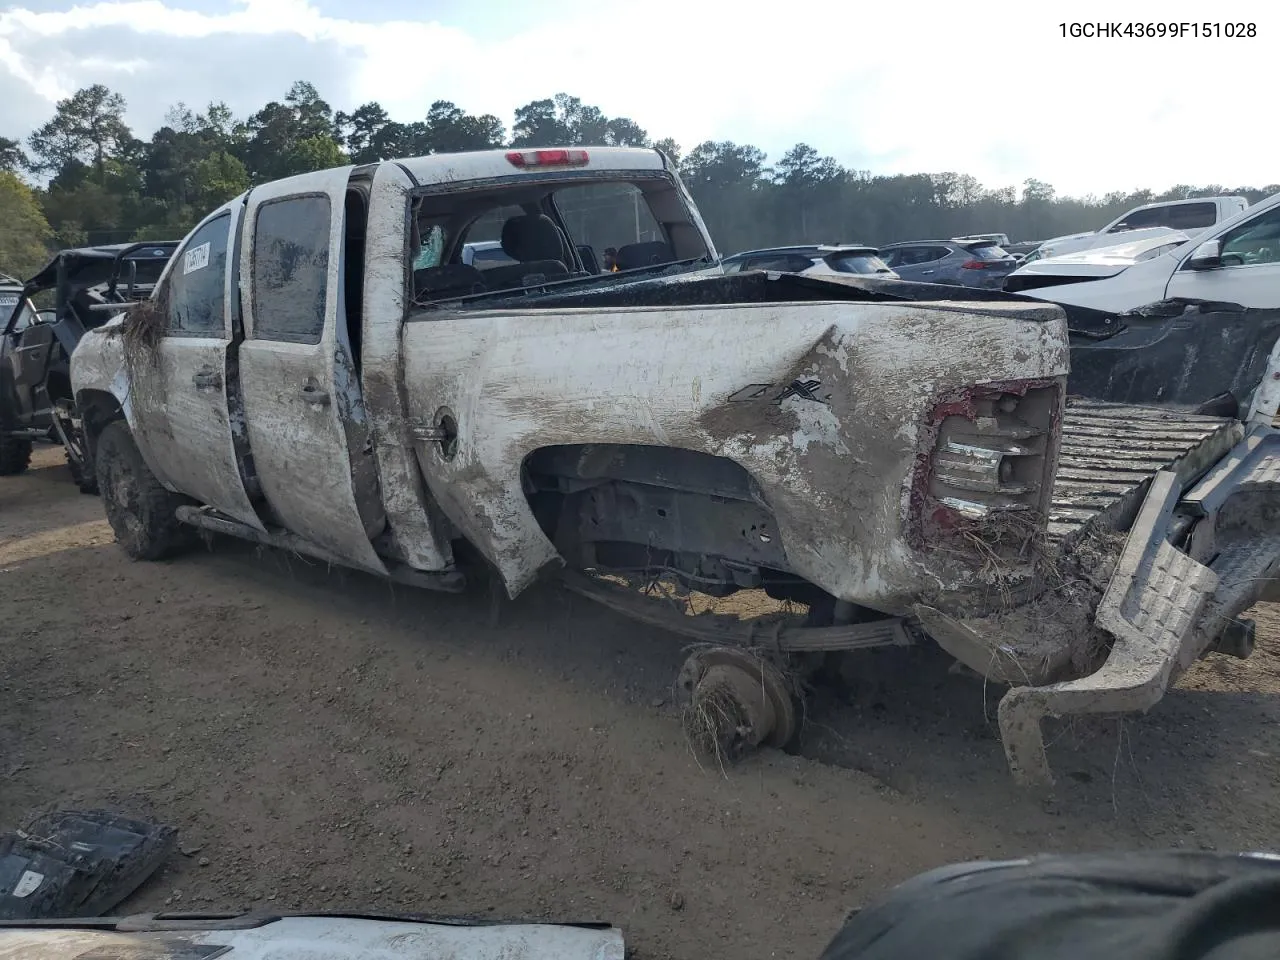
[174,506,466,593]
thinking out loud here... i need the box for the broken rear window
[409,175,710,304]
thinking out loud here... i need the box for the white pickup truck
[1024,195,1249,263]
[69,147,1280,785]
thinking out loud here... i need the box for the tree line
[2,80,1277,279]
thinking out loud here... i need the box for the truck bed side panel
[401,301,1069,604]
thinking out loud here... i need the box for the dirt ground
[3,444,1279,960]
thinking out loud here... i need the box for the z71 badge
[727,379,829,405]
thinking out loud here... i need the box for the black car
[1,242,177,485]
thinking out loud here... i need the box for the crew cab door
[238,168,389,575]
[126,201,265,530]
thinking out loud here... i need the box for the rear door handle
[192,369,222,390]
[299,384,330,406]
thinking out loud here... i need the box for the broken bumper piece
[0,913,626,960]
[999,427,1280,787]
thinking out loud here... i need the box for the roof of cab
[395,146,668,184]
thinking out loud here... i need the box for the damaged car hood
[1010,229,1191,281]
[1033,225,1188,261]
[0,913,625,960]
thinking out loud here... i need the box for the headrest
[501,215,568,263]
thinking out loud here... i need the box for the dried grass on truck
[938,510,1126,681]
[103,297,167,371]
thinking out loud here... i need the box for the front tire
[0,434,32,475]
[94,422,193,560]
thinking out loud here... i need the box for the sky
[0,0,1273,198]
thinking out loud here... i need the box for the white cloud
[0,0,1275,196]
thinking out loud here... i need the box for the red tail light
[908,379,1062,546]
[960,259,991,269]
[506,149,590,169]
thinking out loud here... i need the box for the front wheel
[0,434,32,475]
[94,422,194,560]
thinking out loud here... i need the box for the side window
[251,195,332,344]
[1109,207,1163,232]
[1166,202,1218,231]
[166,214,230,337]
[1220,207,1280,266]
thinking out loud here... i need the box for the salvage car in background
[718,243,899,279]
[0,242,176,485]
[1023,195,1249,263]
[877,238,1017,289]
[1005,190,1280,311]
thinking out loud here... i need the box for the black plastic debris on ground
[0,810,176,919]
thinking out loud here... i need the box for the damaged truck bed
[66,147,1280,787]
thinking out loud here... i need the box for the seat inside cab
[408,177,703,306]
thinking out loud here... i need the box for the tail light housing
[505,149,590,169]
[960,259,992,269]
[910,380,1062,546]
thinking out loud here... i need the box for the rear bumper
[997,423,1280,786]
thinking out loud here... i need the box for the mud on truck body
[1,242,177,487]
[69,147,1280,785]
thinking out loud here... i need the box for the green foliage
[286,136,348,176]
[27,84,131,183]
[13,81,1280,261]
[0,171,54,277]
[192,150,249,211]
[0,137,28,173]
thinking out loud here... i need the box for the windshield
[826,253,895,274]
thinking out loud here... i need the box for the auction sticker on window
[183,242,211,275]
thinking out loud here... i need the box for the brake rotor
[675,647,797,756]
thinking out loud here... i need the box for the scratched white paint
[70,151,1070,616]
[137,201,266,530]
[238,167,389,576]
[1249,333,1280,426]
[397,145,664,186]
[0,916,625,960]
[402,298,1070,609]
[359,163,455,572]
